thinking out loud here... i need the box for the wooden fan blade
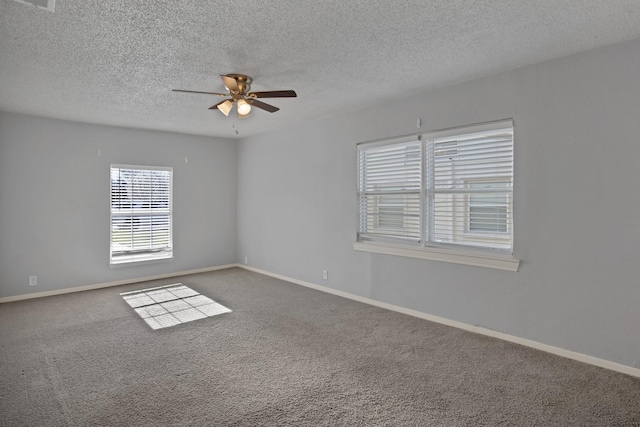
[248,90,297,98]
[172,89,226,96]
[248,99,279,113]
[221,75,239,92]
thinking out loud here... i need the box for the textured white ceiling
[2,0,640,139]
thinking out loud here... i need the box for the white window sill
[353,241,519,272]
[110,255,174,268]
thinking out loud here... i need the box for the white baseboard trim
[0,264,239,303]
[238,264,640,379]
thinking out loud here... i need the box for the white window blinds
[429,125,513,250]
[110,165,173,265]
[358,137,422,242]
[357,120,514,253]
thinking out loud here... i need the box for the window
[110,165,173,266]
[468,181,509,233]
[356,120,516,268]
[358,137,422,241]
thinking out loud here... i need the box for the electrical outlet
[322,270,328,280]
[29,276,37,286]
[244,257,248,265]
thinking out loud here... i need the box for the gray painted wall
[237,37,640,368]
[0,113,237,298]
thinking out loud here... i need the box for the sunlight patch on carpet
[121,283,231,329]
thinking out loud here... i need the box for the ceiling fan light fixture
[217,99,233,116]
[237,99,251,116]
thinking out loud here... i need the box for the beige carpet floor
[1,267,639,426]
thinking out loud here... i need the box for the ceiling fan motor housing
[225,74,252,94]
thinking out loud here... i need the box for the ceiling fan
[172,74,297,118]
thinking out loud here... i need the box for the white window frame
[354,120,519,271]
[110,164,173,267]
